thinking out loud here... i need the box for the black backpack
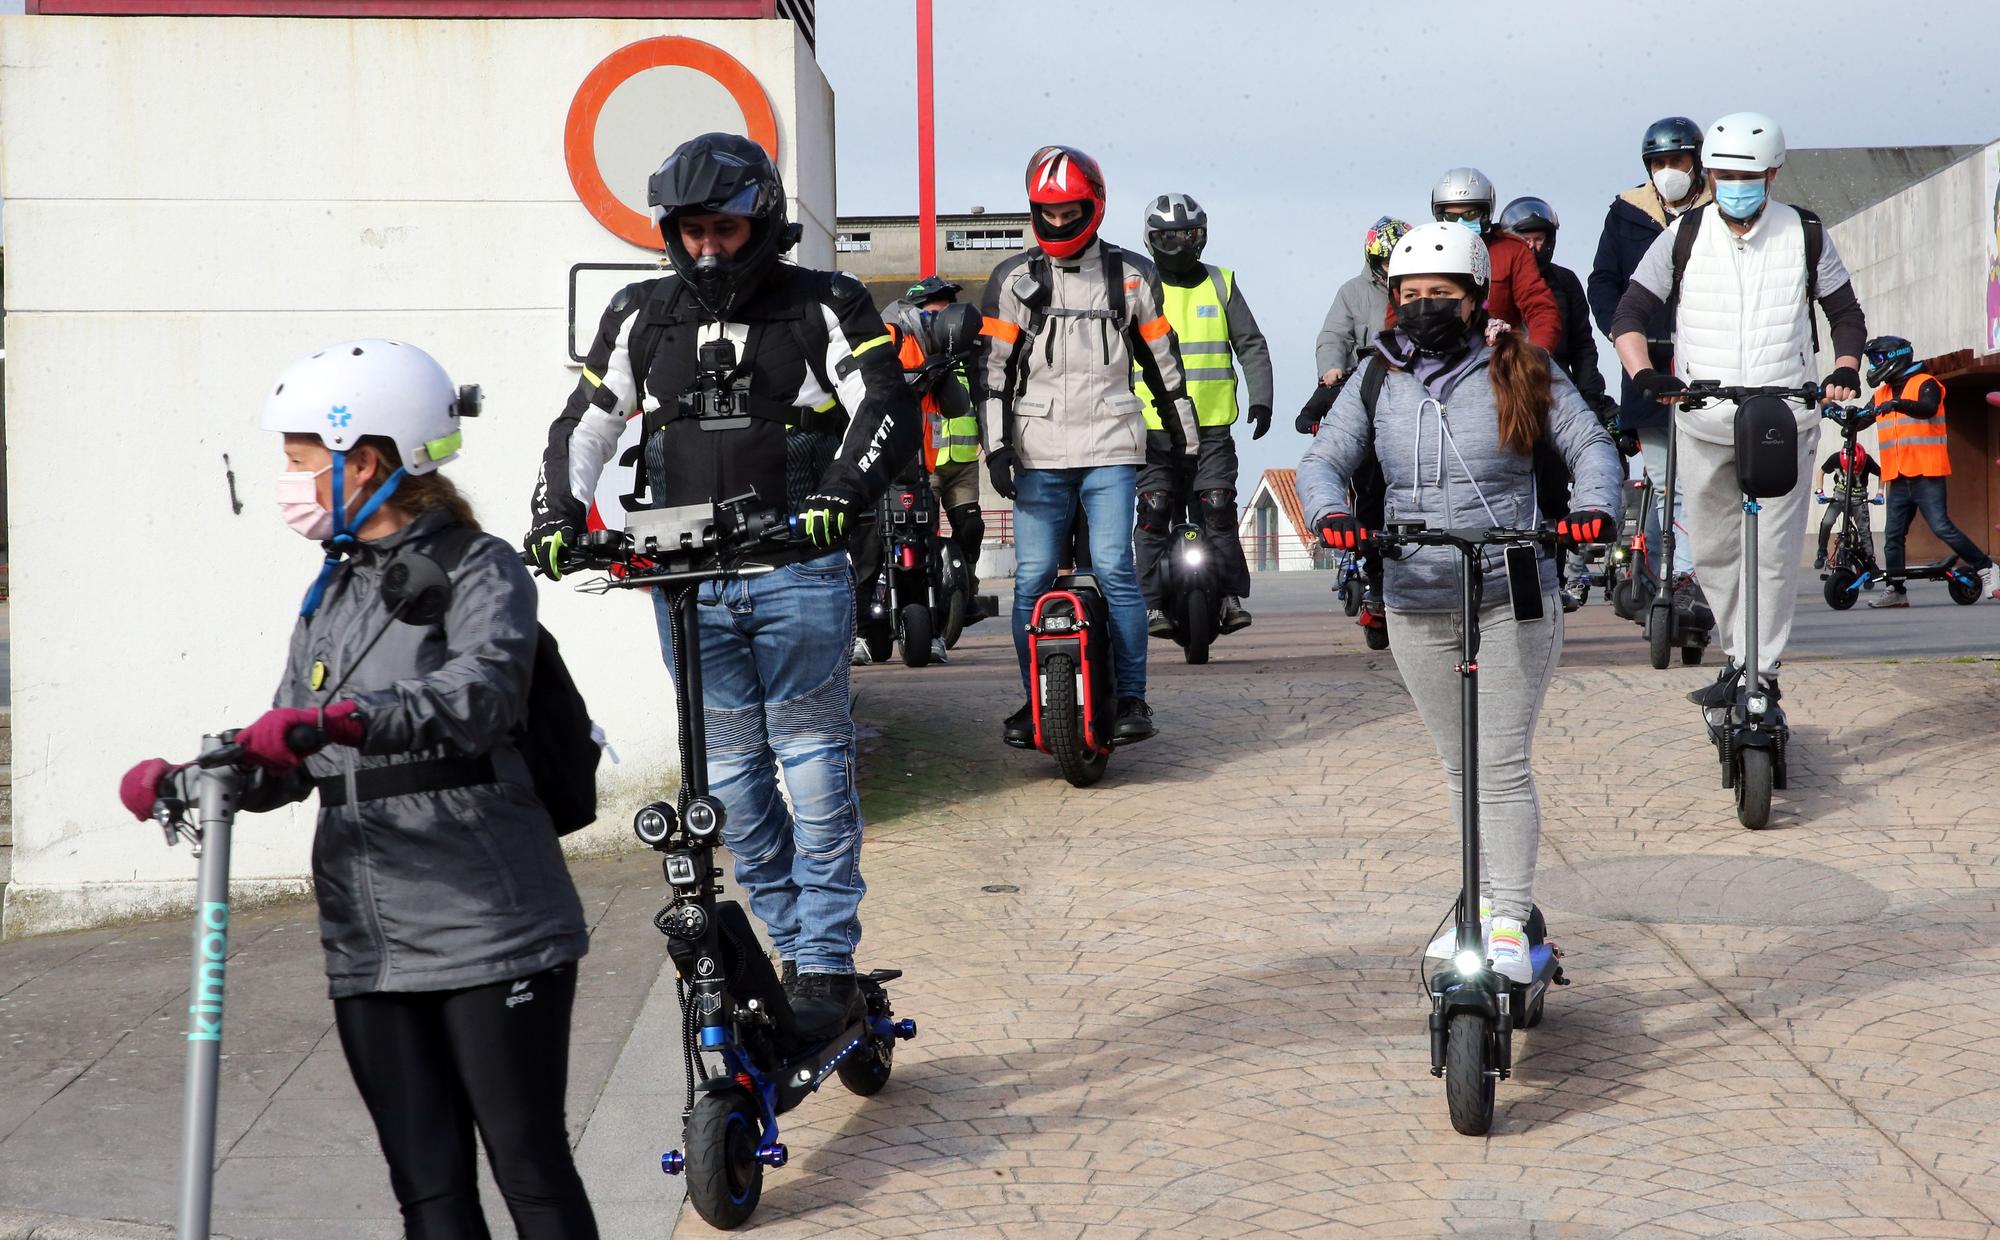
[431,525,600,836]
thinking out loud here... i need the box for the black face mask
[1399,297,1473,355]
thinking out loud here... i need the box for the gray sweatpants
[1387,597,1563,922]
[1678,429,1817,677]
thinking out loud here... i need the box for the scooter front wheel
[1444,1010,1496,1136]
[1824,568,1859,610]
[1646,605,1672,670]
[1948,572,1981,605]
[684,1089,764,1230]
[1341,578,1364,617]
[900,603,933,668]
[1736,747,1774,830]
[1041,652,1107,788]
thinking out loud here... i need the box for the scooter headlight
[1454,950,1484,977]
[1181,547,1205,566]
[1042,613,1076,634]
[633,802,676,847]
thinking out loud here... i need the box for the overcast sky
[818,0,1999,483]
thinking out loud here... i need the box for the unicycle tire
[1041,652,1107,788]
[1948,572,1981,605]
[1183,588,1212,665]
[684,1089,764,1230]
[837,1033,895,1097]
[1736,747,1774,830]
[900,603,932,668]
[1681,645,1704,666]
[1824,568,1859,610]
[1363,615,1390,651]
[1444,1011,1496,1136]
[1646,606,1671,670]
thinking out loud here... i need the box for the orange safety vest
[890,324,941,466]
[1873,373,1950,481]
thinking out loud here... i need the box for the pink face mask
[276,465,336,541]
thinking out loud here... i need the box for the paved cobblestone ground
[706,584,2000,1238]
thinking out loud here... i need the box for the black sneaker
[779,959,797,989]
[1687,662,1742,708]
[1113,697,1156,745]
[1812,550,1827,570]
[1147,607,1173,638]
[1219,596,1252,634]
[1672,574,1716,631]
[1003,703,1035,749]
[788,971,864,1045]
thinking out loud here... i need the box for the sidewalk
[3,583,2000,1236]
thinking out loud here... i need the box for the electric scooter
[1815,401,1887,610]
[1375,520,1566,1138]
[560,495,915,1229]
[1643,417,1715,669]
[142,553,456,1240]
[1603,474,1658,623]
[857,473,970,666]
[1679,380,1821,830]
[1333,548,1366,617]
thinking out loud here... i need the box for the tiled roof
[1258,468,1315,550]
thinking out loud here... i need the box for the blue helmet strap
[298,450,410,618]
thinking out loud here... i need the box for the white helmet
[1703,112,1785,173]
[260,339,477,476]
[1387,221,1492,289]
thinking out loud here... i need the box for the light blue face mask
[1715,178,1767,220]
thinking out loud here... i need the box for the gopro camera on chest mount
[684,338,753,431]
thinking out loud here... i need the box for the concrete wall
[0,14,833,935]
[1823,140,2000,561]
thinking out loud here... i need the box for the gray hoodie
[1314,267,1389,376]
[267,511,590,998]
[1298,346,1622,611]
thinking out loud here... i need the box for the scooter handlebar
[1374,523,1560,554]
[1680,381,1823,411]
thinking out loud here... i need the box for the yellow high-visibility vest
[1138,264,1238,430]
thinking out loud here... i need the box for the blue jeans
[651,553,864,974]
[1012,465,1148,701]
[1882,475,1994,579]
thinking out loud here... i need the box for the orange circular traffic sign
[564,36,780,251]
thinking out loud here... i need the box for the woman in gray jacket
[121,341,596,1237]
[1299,225,1621,984]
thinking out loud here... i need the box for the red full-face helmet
[1025,144,1106,260]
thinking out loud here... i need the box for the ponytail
[1487,326,1553,458]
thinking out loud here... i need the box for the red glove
[1557,509,1616,548]
[236,701,364,770]
[1315,512,1370,552]
[119,758,184,821]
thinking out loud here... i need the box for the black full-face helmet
[648,132,801,318]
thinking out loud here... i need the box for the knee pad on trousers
[1137,490,1174,534]
[948,502,984,550]
[1198,488,1237,535]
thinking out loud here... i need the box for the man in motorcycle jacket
[526,132,920,1041]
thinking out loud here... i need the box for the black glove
[1615,428,1640,457]
[798,494,856,550]
[1296,384,1337,436]
[525,507,584,581]
[1821,365,1861,401]
[986,446,1019,501]
[1557,508,1616,549]
[1295,409,1320,436]
[1632,368,1686,404]
[1315,512,1370,553]
[1248,404,1272,440]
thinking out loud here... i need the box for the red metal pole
[916,0,936,278]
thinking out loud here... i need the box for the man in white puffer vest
[1609,111,1868,709]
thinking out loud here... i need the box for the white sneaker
[1425,904,1491,960]
[1487,917,1533,985]
[929,638,949,664]
[850,638,873,666]
[1981,563,2000,600]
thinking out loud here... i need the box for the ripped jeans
[652,553,864,974]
